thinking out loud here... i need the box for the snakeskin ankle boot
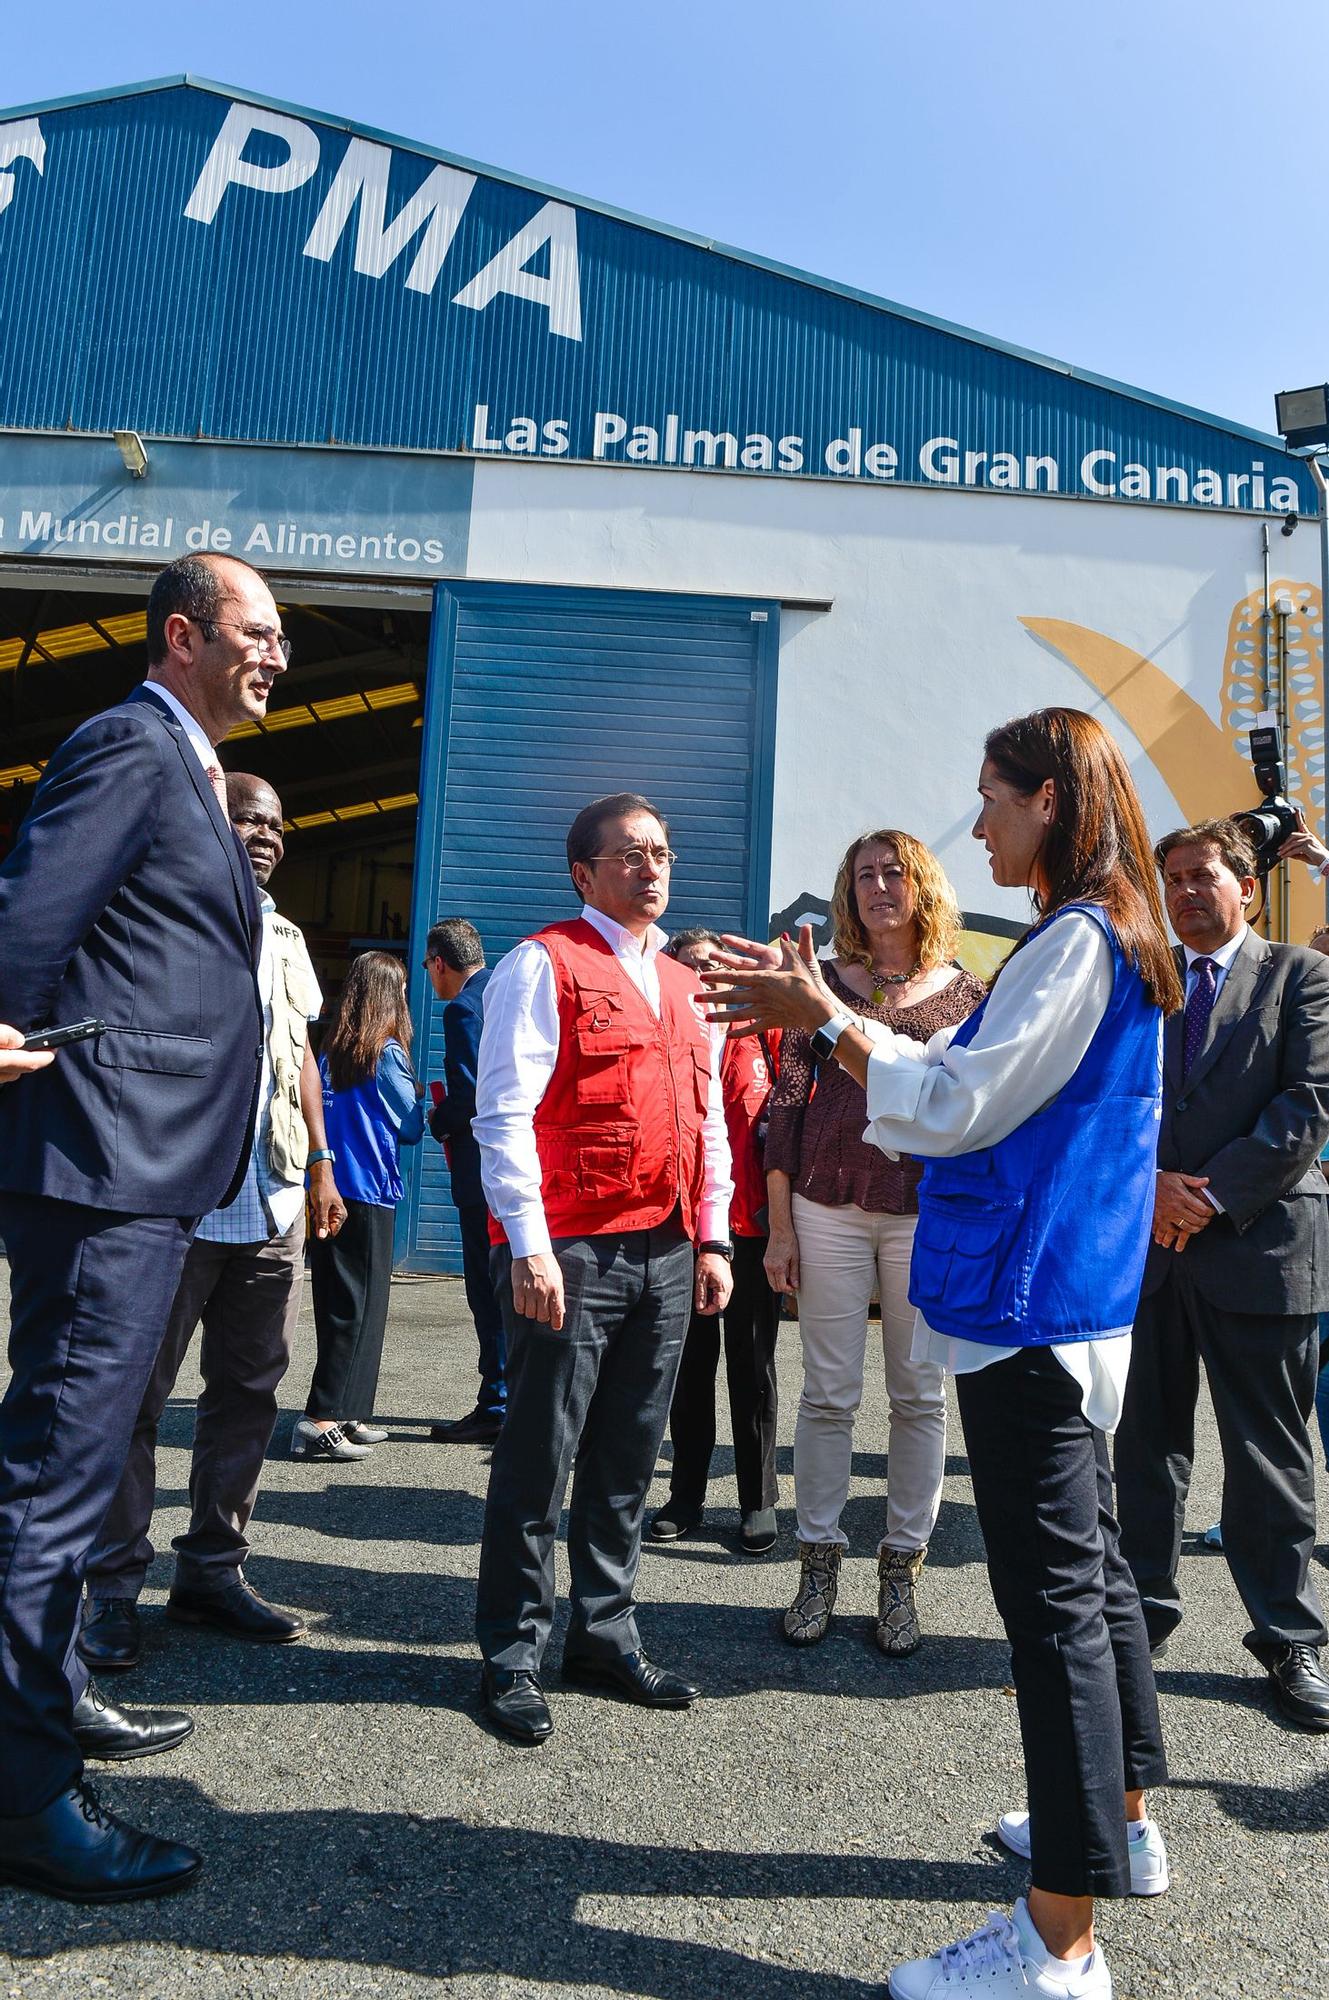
[783,1540,842,1645]
[875,1545,926,1656]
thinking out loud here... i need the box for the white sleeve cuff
[504,1208,554,1259]
[698,1198,731,1243]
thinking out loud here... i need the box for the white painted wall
[467,460,1318,928]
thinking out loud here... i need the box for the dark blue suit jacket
[0,686,263,1217]
[428,965,490,1210]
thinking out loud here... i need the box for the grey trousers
[1115,1259,1327,1660]
[475,1220,693,1673]
[87,1213,305,1598]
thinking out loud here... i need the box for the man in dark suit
[1115,816,1329,1732]
[0,553,282,1900]
[423,918,504,1444]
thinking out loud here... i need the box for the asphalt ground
[0,1270,1327,1998]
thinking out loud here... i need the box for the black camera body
[1234,723,1300,874]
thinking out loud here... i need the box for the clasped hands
[1153,1170,1214,1253]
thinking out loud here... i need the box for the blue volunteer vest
[908,903,1162,1345]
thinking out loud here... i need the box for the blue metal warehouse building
[1,77,1320,1268]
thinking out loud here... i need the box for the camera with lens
[1234,722,1300,874]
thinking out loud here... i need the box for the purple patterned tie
[1182,957,1218,1076]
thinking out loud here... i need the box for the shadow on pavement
[1169,1766,1329,1833]
[0,1781,1024,1996]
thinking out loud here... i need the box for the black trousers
[89,1214,305,1597]
[475,1221,693,1673]
[1115,1263,1326,1659]
[957,1346,1167,1899]
[457,1201,507,1417]
[667,1235,779,1514]
[305,1198,396,1423]
[0,1194,195,1814]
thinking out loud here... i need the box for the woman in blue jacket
[292,950,423,1464]
[708,709,1183,2000]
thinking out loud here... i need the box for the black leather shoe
[739,1508,778,1555]
[167,1574,306,1643]
[561,1649,698,1707]
[647,1502,703,1542]
[0,1780,201,1903]
[1149,1635,1170,1661]
[73,1680,193,1762]
[480,1665,553,1744]
[1267,1644,1329,1731]
[77,1597,142,1671]
[430,1408,503,1444]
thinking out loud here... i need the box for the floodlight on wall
[1275,387,1329,452]
[112,430,148,478]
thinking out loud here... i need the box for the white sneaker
[888,1903,1111,1998]
[996,1809,1169,1896]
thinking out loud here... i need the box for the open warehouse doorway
[0,573,431,1011]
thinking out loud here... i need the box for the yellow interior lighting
[0,762,44,788]
[0,611,149,674]
[226,681,418,743]
[286,791,419,832]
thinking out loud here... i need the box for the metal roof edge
[0,75,1292,460]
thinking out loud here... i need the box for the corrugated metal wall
[0,82,1312,513]
[396,581,779,1272]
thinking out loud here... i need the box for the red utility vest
[493,916,713,1243]
[722,1030,780,1238]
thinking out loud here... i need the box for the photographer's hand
[1277,807,1329,873]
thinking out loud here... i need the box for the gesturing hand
[704,926,836,1037]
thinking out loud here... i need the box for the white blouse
[857,910,1154,1431]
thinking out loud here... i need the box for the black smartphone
[22,1017,105,1051]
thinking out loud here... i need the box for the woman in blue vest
[707,709,1183,2000]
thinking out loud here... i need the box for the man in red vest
[472,792,735,1743]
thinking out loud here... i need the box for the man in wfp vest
[79,773,346,1672]
[472,792,735,1743]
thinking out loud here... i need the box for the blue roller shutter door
[397,582,779,1273]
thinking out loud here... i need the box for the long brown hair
[324,950,415,1092]
[984,708,1183,1014]
[829,828,963,972]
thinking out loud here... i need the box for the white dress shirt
[141,678,218,774]
[474,905,734,1259]
[854,910,1149,1431]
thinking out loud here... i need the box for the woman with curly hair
[763,830,984,1655]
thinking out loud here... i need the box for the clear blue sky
[9,1,1327,434]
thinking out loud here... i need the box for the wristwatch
[809,1012,854,1063]
[699,1239,734,1261]
[307,1148,336,1168]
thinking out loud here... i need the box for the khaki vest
[266,913,317,1185]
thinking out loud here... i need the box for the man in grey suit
[1115,817,1329,1731]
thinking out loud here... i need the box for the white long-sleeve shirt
[856,909,1155,1431]
[474,905,733,1259]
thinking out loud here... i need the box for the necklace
[869,960,922,1005]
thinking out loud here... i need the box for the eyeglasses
[199,618,293,665]
[421,954,442,970]
[586,846,677,870]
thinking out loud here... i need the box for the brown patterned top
[764,962,987,1215]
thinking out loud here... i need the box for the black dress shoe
[0,1780,201,1903]
[561,1649,698,1707]
[77,1597,142,1671]
[430,1408,503,1444]
[167,1574,306,1643]
[739,1508,778,1555]
[480,1665,553,1744]
[73,1680,194,1762]
[1267,1644,1329,1731]
[647,1502,703,1542]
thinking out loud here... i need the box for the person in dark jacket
[423,918,504,1444]
[0,552,276,1902]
